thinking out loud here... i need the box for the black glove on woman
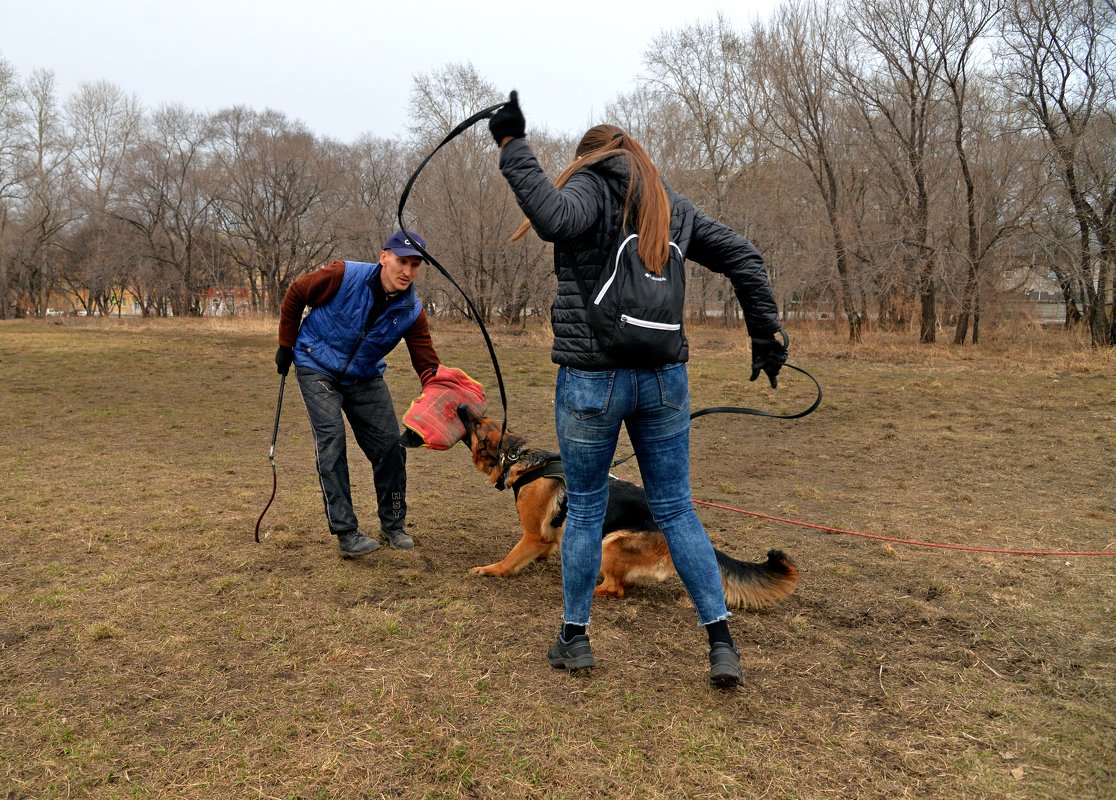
[489,91,525,144]
[749,333,788,388]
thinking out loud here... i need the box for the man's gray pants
[295,367,407,537]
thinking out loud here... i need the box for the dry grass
[1,317,1113,799]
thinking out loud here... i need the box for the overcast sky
[2,0,778,143]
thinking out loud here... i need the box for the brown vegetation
[1,318,1112,798]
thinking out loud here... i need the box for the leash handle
[256,373,287,543]
[396,102,511,443]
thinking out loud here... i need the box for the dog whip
[254,373,286,543]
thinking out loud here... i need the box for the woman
[489,92,787,688]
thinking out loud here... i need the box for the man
[275,230,439,558]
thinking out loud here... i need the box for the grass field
[1,317,1113,799]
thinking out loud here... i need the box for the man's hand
[749,333,788,389]
[488,91,525,145]
[275,346,294,376]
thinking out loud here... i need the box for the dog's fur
[459,407,798,610]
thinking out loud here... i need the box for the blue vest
[293,261,423,382]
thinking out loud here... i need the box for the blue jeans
[554,363,730,627]
[296,367,407,536]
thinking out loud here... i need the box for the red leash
[693,499,1116,557]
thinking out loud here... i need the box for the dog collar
[495,448,522,491]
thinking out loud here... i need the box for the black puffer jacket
[498,137,781,370]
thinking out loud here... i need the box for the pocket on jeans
[560,367,614,420]
[655,362,689,411]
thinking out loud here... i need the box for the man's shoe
[337,530,381,558]
[547,634,596,672]
[381,528,414,550]
[709,643,742,688]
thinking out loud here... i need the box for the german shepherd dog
[458,407,799,610]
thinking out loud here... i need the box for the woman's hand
[489,90,526,146]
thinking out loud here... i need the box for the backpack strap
[571,174,618,308]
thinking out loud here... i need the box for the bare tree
[0,57,22,203]
[752,1,865,340]
[604,86,690,170]
[63,80,143,314]
[644,15,764,325]
[117,105,216,316]
[840,0,950,343]
[212,107,344,314]
[999,0,1115,346]
[645,15,753,216]
[334,134,409,258]
[65,80,142,210]
[925,0,1008,344]
[406,63,548,324]
[10,69,75,317]
[0,56,28,318]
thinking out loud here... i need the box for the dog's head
[457,405,528,484]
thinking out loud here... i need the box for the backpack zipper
[620,314,681,331]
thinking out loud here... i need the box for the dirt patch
[0,317,1113,799]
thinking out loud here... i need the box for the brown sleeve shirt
[277,259,440,380]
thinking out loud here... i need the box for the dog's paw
[469,564,507,577]
[593,585,626,599]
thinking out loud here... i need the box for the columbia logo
[644,272,667,282]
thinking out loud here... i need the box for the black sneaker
[547,634,596,672]
[709,643,742,688]
[337,530,381,558]
[381,528,414,550]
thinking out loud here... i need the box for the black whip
[690,330,821,420]
[395,102,510,441]
[254,373,286,543]
[612,331,822,467]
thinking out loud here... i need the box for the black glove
[749,332,788,389]
[275,345,294,376]
[488,91,525,144]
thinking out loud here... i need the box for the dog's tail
[715,548,799,610]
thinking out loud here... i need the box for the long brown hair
[510,124,671,273]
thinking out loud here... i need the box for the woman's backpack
[572,188,687,365]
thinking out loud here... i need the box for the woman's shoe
[547,634,596,672]
[709,643,742,688]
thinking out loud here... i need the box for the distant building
[1006,268,1066,326]
[203,287,254,316]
